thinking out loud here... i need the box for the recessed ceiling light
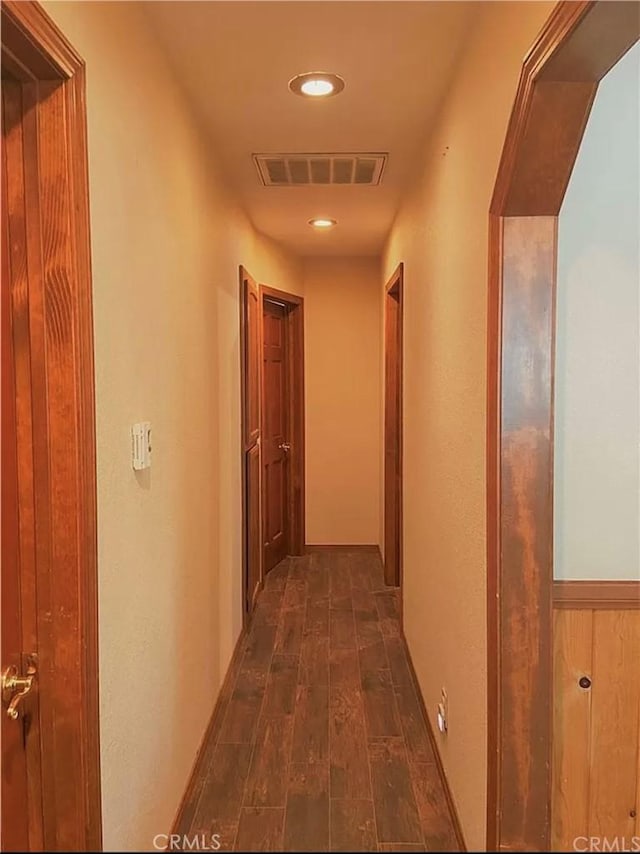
[289,72,345,99]
[308,217,337,229]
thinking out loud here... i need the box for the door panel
[384,274,403,587]
[2,80,29,852]
[242,271,262,614]
[552,607,640,849]
[2,76,44,852]
[262,300,289,573]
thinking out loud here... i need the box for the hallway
[177,550,459,851]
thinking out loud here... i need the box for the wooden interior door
[384,265,403,587]
[262,299,290,573]
[241,270,262,615]
[1,5,101,846]
[1,78,42,851]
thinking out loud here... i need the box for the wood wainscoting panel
[552,607,640,850]
[552,609,593,851]
[589,611,640,843]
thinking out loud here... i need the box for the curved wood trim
[486,2,640,850]
[1,2,101,849]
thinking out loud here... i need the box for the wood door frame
[1,1,101,849]
[384,263,403,588]
[239,276,305,624]
[239,266,262,625]
[486,3,639,850]
[260,285,305,560]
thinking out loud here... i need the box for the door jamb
[486,2,639,849]
[239,266,261,626]
[384,263,403,589]
[1,1,101,848]
[260,285,306,559]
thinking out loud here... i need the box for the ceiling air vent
[254,153,387,187]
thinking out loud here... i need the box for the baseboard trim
[170,626,247,835]
[305,543,380,553]
[402,635,468,852]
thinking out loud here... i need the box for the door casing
[240,275,305,623]
[384,263,403,589]
[486,2,639,849]
[1,1,101,849]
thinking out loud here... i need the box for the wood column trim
[486,2,639,850]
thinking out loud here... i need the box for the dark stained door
[262,299,290,573]
[242,271,262,615]
[384,271,403,587]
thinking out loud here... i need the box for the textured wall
[303,256,382,546]
[42,2,300,849]
[382,2,555,848]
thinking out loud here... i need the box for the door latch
[2,657,37,720]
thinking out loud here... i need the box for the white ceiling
[145,1,478,257]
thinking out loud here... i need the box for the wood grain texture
[240,267,262,621]
[552,608,640,849]
[552,609,593,851]
[244,715,294,807]
[172,626,248,833]
[235,807,285,852]
[329,685,371,800]
[1,3,100,848]
[553,580,640,608]
[174,551,459,851]
[284,763,330,852]
[330,799,377,852]
[262,654,299,716]
[1,77,34,854]
[291,685,329,764]
[369,738,422,844]
[588,611,640,841]
[260,284,306,558]
[384,263,403,589]
[361,669,402,738]
[487,4,639,849]
[498,216,556,851]
[410,762,459,851]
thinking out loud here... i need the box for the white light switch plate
[131,422,151,470]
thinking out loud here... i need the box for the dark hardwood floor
[179,549,460,851]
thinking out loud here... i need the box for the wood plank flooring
[180,549,460,851]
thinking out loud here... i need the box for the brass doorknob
[279,442,291,452]
[2,660,36,720]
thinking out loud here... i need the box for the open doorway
[384,263,403,588]
[240,270,305,621]
[486,3,639,849]
[1,1,101,848]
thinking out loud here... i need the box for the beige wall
[382,2,555,849]
[42,2,300,850]
[555,41,640,581]
[303,257,381,545]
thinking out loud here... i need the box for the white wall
[303,257,382,545]
[554,42,640,581]
[42,2,301,849]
